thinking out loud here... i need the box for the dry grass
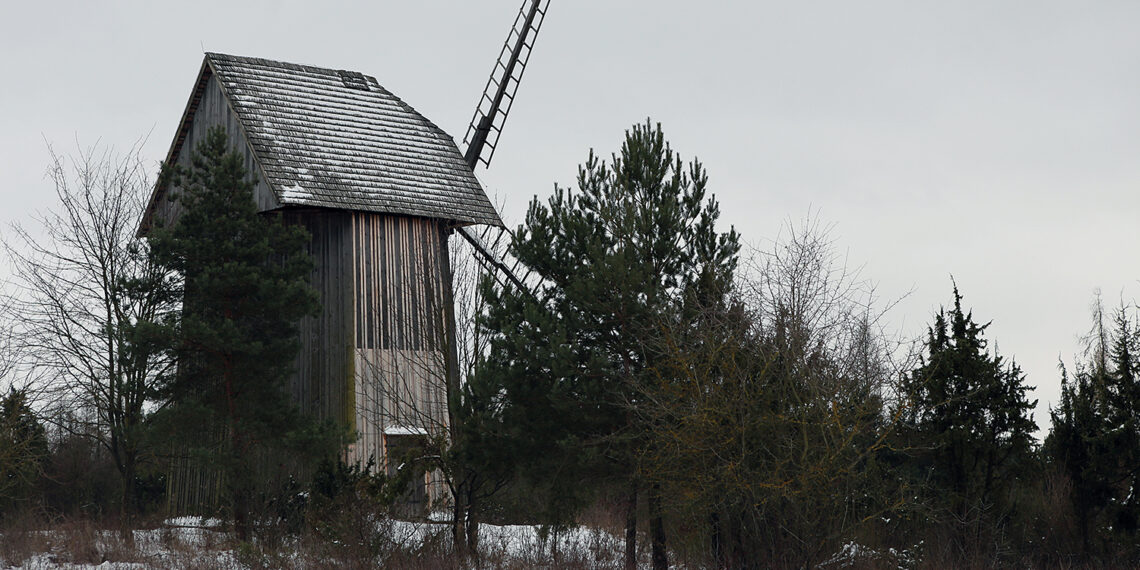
[0,513,52,567]
[0,516,140,567]
[0,514,242,569]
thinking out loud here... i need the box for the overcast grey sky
[2,1,1138,433]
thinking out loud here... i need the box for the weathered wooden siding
[149,71,279,228]
[353,214,448,352]
[348,213,450,476]
[166,451,224,516]
[284,210,356,428]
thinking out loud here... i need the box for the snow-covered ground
[393,519,626,565]
[0,522,239,569]
[816,540,922,569]
[3,517,921,569]
[0,517,628,569]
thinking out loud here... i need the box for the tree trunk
[441,233,469,557]
[1078,504,1090,555]
[119,458,137,544]
[453,480,468,554]
[710,510,724,569]
[233,479,251,542]
[465,496,479,554]
[625,484,638,570]
[734,508,748,570]
[649,483,667,570]
[230,448,252,542]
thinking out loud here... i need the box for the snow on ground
[390,518,626,560]
[0,517,626,569]
[163,517,222,529]
[1,517,929,570]
[1,524,241,569]
[816,540,922,569]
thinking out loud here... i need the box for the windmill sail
[458,0,551,297]
[463,0,550,168]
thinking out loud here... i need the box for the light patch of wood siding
[348,213,449,476]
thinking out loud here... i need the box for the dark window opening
[338,70,370,91]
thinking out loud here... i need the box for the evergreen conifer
[900,285,1037,546]
[1046,302,1140,555]
[475,120,739,569]
[147,126,337,539]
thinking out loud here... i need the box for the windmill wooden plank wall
[143,53,501,512]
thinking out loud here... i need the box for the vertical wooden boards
[348,213,450,475]
[166,449,224,516]
[284,210,355,428]
[353,214,445,352]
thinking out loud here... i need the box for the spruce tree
[475,120,739,569]
[1046,302,1140,555]
[147,126,333,539]
[1046,359,1115,553]
[900,285,1037,543]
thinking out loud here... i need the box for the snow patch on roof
[281,184,306,200]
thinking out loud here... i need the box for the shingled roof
[154,53,502,227]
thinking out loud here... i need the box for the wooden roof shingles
[158,53,502,228]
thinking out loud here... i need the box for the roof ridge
[204,52,454,147]
[205,52,382,85]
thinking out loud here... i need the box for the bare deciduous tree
[636,218,912,568]
[3,141,174,514]
[0,285,20,392]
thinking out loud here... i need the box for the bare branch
[1,139,175,512]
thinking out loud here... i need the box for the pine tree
[146,126,336,539]
[901,285,1037,542]
[475,120,739,569]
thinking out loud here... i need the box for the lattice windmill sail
[457,0,551,297]
[463,0,550,169]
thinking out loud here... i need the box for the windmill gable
[143,64,281,229]
[143,53,503,232]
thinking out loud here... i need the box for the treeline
[0,120,1138,569]
[455,120,1140,568]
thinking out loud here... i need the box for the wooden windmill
[142,0,550,511]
